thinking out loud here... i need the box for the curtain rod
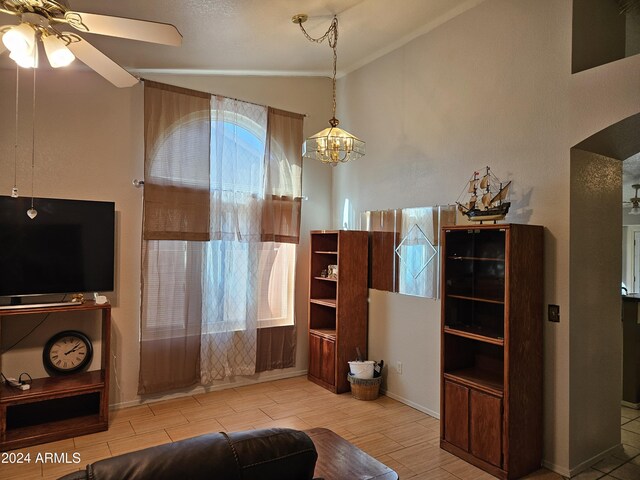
[140,77,307,118]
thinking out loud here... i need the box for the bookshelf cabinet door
[320,337,336,386]
[444,381,469,451]
[309,333,336,387]
[470,389,502,467]
[309,334,322,379]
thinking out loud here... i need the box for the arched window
[144,100,295,337]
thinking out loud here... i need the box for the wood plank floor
[0,375,598,479]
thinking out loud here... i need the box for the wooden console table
[307,428,399,480]
[0,301,110,451]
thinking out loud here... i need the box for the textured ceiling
[0,0,484,76]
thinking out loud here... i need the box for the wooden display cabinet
[440,224,543,479]
[0,301,110,451]
[308,230,368,393]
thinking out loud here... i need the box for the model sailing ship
[457,166,511,222]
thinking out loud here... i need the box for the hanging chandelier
[292,14,365,166]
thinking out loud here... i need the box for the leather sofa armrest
[57,428,317,480]
[225,428,317,479]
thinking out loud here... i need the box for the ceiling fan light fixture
[2,23,35,54]
[0,0,181,87]
[9,42,37,68]
[628,184,640,215]
[42,34,75,67]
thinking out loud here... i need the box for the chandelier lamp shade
[303,118,365,164]
[292,14,365,165]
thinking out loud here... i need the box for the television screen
[0,196,115,298]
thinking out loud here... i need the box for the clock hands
[65,343,82,355]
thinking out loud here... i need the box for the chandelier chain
[297,16,339,119]
[31,66,36,210]
[294,13,364,164]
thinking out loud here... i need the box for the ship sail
[481,192,491,207]
[490,181,511,204]
[468,180,477,193]
[480,174,489,190]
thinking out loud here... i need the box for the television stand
[0,301,111,451]
[0,301,84,311]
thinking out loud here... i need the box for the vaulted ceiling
[0,0,484,76]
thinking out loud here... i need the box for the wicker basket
[347,373,382,401]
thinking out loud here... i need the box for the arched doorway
[570,111,640,472]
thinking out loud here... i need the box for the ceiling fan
[623,184,640,215]
[0,0,182,87]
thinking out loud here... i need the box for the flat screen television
[0,196,115,300]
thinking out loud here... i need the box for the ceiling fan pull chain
[12,64,19,198]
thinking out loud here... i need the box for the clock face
[43,331,93,375]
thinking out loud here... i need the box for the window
[144,103,295,335]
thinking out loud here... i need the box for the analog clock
[43,331,93,375]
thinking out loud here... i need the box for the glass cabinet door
[443,228,506,339]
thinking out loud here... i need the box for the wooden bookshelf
[440,224,543,479]
[308,230,368,393]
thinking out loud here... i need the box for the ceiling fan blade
[64,11,182,46]
[66,36,138,88]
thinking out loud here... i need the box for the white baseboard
[552,443,622,478]
[622,400,640,409]
[380,389,622,479]
[110,369,308,411]
[380,388,440,419]
[541,459,570,478]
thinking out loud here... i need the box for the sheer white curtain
[200,96,268,382]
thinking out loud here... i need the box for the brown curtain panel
[143,80,211,241]
[138,241,204,395]
[256,326,296,372]
[261,107,304,244]
[139,80,210,395]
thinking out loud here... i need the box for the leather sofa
[58,428,318,480]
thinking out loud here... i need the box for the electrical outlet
[548,304,560,322]
[396,361,403,375]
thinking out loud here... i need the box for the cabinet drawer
[470,389,502,467]
[444,380,469,450]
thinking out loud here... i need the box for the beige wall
[333,0,640,475]
[0,69,333,408]
[569,149,622,470]
[1,0,639,475]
